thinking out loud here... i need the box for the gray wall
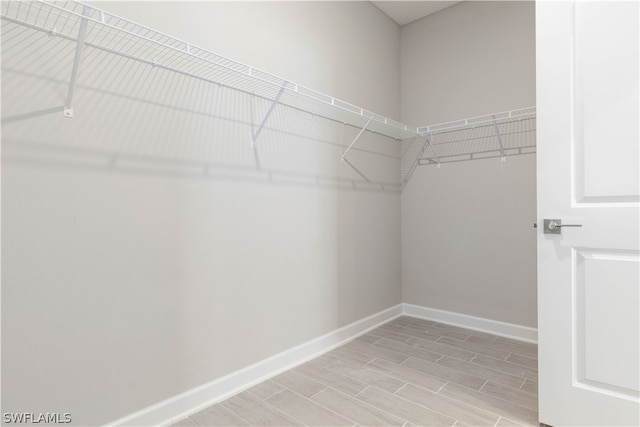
[400,1,538,327]
[1,2,401,425]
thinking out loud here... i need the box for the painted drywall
[1,2,401,425]
[400,1,538,327]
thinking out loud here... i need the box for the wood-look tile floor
[173,316,539,427]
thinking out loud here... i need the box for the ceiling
[372,1,462,26]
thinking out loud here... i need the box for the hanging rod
[0,0,419,141]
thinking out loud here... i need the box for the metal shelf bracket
[251,82,287,149]
[341,115,374,182]
[426,133,441,168]
[63,5,91,118]
[341,115,373,160]
[492,115,506,162]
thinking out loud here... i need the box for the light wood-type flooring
[172,316,539,426]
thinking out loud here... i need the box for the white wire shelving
[1,1,537,191]
[0,0,419,139]
[417,107,537,165]
[398,107,536,187]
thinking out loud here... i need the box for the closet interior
[1,1,539,426]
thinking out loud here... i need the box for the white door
[536,1,640,426]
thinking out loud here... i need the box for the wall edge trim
[402,303,538,344]
[108,303,404,426]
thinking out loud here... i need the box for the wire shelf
[416,107,537,166]
[1,1,537,190]
[0,0,419,141]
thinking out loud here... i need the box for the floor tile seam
[495,336,538,346]
[270,373,327,397]
[435,383,532,425]
[357,346,411,365]
[294,364,370,394]
[402,338,479,360]
[484,378,539,398]
[373,323,420,335]
[434,336,476,349]
[432,351,533,388]
[215,397,272,427]
[369,336,415,346]
[368,330,414,343]
[506,350,539,362]
[506,357,539,370]
[400,356,489,390]
[394,322,459,337]
[479,381,539,409]
[435,380,449,394]
[224,389,307,427]
[359,333,383,344]
[468,356,538,380]
[451,380,540,415]
[330,352,378,367]
[518,377,527,390]
[427,323,477,340]
[468,353,536,374]
[338,362,413,392]
[481,340,538,357]
[371,340,447,362]
[327,362,393,384]
[437,356,529,384]
[432,333,473,343]
[353,384,372,398]
[398,380,504,425]
[453,342,512,359]
[369,381,463,425]
[371,357,449,389]
[393,382,409,395]
[307,385,329,400]
[246,382,284,401]
[316,382,412,426]
[379,324,441,340]
[407,392,503,427]
[506,351,538,362]
[268,387,356,426]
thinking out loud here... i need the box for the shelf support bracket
[401,133,434,190]
[251,82,287,148]
[341,115,374,160]
[63,5,91,118]
[492,116,506,162]
[342,158,371,183]
[340,115,374,183]
[426,133,441,168]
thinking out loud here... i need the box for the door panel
[576,249,639,395]
[537,1,640,425]
[574,2,640,202]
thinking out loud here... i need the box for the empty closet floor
[172,316,539,427]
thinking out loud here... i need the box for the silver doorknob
[543,219,582,234]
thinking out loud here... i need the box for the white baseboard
[109,302,536,426]
[109,304,403,426]
[402,303,538,344]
